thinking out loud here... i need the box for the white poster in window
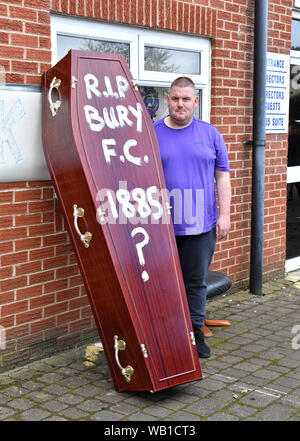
[265,52,290,134]
[0,85,50,181]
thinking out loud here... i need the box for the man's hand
[215,170,231,240]
[216,214,231,240]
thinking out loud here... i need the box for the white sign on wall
[265,52,290,134]
[0,84,50,182]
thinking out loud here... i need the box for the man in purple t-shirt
[154,77,231,358]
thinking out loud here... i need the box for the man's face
[167,85,199,127]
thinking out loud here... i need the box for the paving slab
[1,273,300,424]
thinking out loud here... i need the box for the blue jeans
[176,228,216,328]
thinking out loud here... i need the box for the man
[154,77,231,358]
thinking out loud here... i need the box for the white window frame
[51,15,211,122]
[51,15,139,78]
[138,33,209,84]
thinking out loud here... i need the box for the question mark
[131,227,150,282]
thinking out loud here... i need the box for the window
[51,15,210,122]
[291,11,300,62]
[291,18,300,51]
[57,35,130,65]
[144,47,200,74]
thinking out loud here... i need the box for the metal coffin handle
[48,76,62,117]
[73,204,92,248]
[114,335,134,382]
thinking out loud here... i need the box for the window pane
[144,47,200,74]
[57,34,130,64]
[291,19,300,50]
[139,86,202,122]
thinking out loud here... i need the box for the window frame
[138,33,209,84]
[51,15,211,122]
[51,16,139,78]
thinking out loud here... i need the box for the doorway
[286,62,300,271]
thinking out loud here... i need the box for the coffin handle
[73,204,92,248]
[114,335,134,382]
[48,76,62,117]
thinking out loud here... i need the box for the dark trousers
[176,228,216,328]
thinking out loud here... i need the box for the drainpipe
[249,0,268,295]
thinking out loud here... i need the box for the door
[287,17,300,272]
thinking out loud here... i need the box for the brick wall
[0,180,95,368]
[0,0,292,369]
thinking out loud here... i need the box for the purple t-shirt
[154,117,230,235]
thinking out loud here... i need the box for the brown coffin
[42,50,201,392]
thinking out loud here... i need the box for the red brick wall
[0,181,94,366]
[0,0,292,368]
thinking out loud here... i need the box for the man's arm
[214,169,231,240]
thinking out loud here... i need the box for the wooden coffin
[42,50,201,392]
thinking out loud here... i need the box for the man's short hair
[170,77,195,90]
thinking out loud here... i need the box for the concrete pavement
[1,272,300,422]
